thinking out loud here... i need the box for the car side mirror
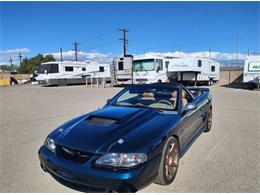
[106,99,112,105]
[44,69,48,75]
[183,103,197,112]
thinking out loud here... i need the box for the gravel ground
[0,84,259,192]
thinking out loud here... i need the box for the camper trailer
[113,55,133,84]
[167,57,220,85]
[133,55,220,85]
[34,61,110,86]
[243,55,260,89]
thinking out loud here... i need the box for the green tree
[18,54,55,74]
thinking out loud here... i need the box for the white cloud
[45,50,113,63]
[0,48,30,61]
[137,51,246,61]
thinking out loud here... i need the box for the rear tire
[204,107,212,132]
[154,137,179,185]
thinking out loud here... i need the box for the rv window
[82,68,86,71]
[65,67,74,72]
[99,66,104,72]
[211,66,215,72]
[37,64,58,73]
[198,60,202,67]
[118,62,124,70]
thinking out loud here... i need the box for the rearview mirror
[156,66,160,73]
[183,103,197,112]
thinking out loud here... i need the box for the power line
[119,28,129,57]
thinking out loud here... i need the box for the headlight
[95,153,147,168]
[44,137,56,153]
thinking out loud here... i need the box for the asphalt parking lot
[0,84,259,192]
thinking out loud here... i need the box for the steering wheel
[157,100,173,108]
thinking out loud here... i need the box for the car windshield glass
[133,59,155,71]
[111,85,179,111]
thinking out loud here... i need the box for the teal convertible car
[39,83,212,192]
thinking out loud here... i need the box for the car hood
[55,105,166,154]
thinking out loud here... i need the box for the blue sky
[0,1,259,63]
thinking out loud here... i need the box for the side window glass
[198,60,202,67]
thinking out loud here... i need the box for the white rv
[133,55,220,85]
[243,55,260,88]
[113,55,133,84]
[133,55,170,84]
[34,61,110,86]
[167,57,220,85]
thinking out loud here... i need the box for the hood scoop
[86,115,119,127]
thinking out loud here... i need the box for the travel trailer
[243,55,260,89]
[34,61,111,86]
[167,57,220,85]
[113,55,133,84]
[133,55,220,85]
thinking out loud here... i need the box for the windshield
[133,59,155,71]
[36,64,59,74]
[110,85,179,111]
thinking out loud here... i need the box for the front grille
[56,145,92,164]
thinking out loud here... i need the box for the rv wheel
[208,79,213,86]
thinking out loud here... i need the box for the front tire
[154,137,179,185]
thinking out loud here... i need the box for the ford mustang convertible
[38,83,212,192]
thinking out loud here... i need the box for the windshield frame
[107,84,180,112]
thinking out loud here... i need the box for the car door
[178,89,204,149]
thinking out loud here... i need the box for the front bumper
[38,146,161,192]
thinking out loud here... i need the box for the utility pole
[18,52,22,66]
[209,47,212,59]
[119,28,129,57]
[60,47,63,62]
[9,56,13,70]
[247,49,250,56]
[73,42,79,61]
[236,33,239,66]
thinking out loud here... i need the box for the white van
[34,61,110,86]
[243,55,260,88]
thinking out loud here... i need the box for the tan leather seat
[182,91,188,107]
[170,91,177,108]
[141,92,155,101]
